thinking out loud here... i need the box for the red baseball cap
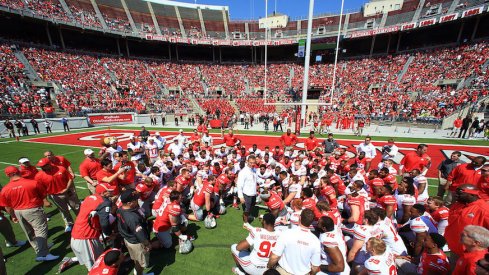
[36,158,51,167]
[4,166,19,176]
[95,183,116,195]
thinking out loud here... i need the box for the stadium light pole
[330,0,345,105]
[300,0,314,127]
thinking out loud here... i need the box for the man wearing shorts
[117,189,153,275]
[63,183,115,272]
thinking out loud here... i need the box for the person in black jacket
[117,189,153,275]
[3,119,15,138]
[14,119,23,137]
[139,126,150,142]
[30,117,40,134]
[458,115,473,139]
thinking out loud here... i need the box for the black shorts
[242,194,256,214]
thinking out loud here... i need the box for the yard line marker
[19,126,106,141]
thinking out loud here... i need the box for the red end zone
[26,129,489,178]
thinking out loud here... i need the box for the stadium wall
[0,9,488,62]
[0,118,89,135]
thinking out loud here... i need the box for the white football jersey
[352,224,382,263]
[291,165,307,177]
[319,230,350,275]
[364,250,397,275]
[245,226,281,265]
[146,143,159,158]
[289,210,302,229]
[127,141,144,160]
[288,183,302,199]
[413,175,429,203]
[377,218,407,255]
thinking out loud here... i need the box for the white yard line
[19,126,106,141]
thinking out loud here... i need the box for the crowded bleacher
[0,40,487,124]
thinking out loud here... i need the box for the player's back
[249,227,280,265]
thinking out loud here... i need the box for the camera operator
[113,151,136,189]
[96,158,128,195]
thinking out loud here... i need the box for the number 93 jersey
[245,226,281,266]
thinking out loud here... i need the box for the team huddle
[0,125,488,275]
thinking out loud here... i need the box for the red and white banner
[401,22,417,31]
[462,6,484,18]
[88,114,133,125]
[145,35,297,46]
[419,18,436,27]
[439,13,458,23]
[345,26,400,39]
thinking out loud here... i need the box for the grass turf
[0,127,448,274]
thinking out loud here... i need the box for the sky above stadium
[176,0,369,20]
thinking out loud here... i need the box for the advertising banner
[88,114,133,125]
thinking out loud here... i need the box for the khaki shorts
[124,239,150,268]
[276,266,294,275]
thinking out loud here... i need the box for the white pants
[231,244,267,275]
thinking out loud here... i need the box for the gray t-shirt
[438,159,464,178]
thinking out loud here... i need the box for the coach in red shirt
[223,129,239,149]
[445,184,489,257]
[67,183,115,271]
[399,144,431,176]
[0,166,58,261]
[304,131,320,152]
[279,129,298,150]
[113,151,136,188]
[96,158,127,195]
[44,150,75,178]
[79,149,102,194]
[18,157,38,180]
[35,158,80,232]
[445,156,485,205]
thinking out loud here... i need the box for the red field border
[26,129,489,178]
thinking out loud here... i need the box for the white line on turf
[0,140,16,144]
[19,126,106,141]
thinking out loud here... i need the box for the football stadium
[0,0,488,274]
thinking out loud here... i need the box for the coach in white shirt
[356,136,377,159]
[167,139,184,157]
[267,209,321,274]
[237,155,258,223]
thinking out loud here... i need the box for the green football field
[0,126,481,275]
